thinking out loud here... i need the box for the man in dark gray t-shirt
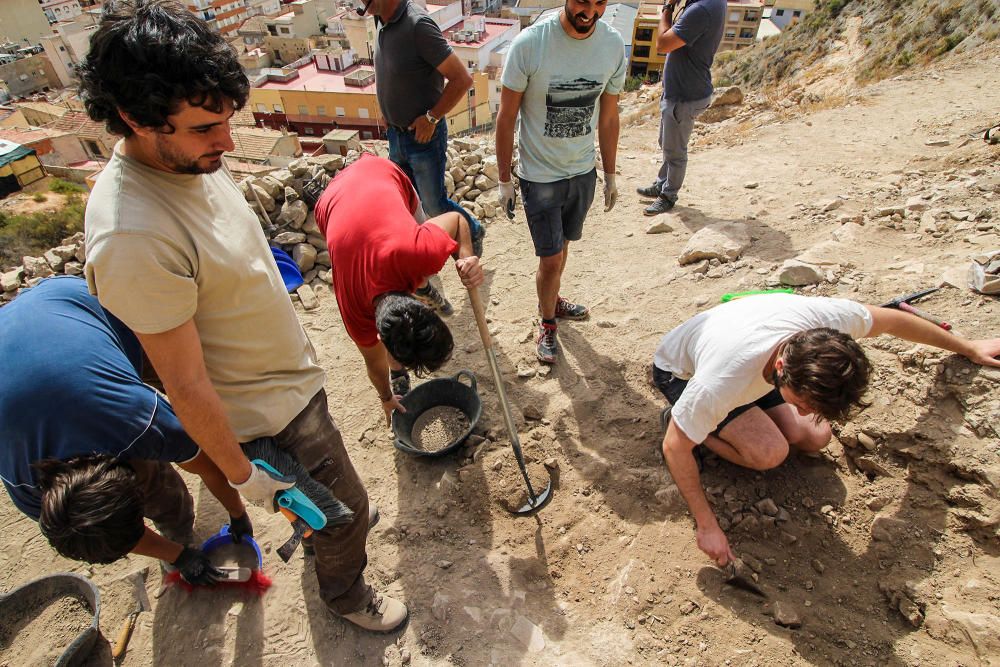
[369,0,484,263]
[638,0,725,216]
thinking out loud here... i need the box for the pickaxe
[881,288,951,331]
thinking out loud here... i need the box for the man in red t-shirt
[315,154,483,425]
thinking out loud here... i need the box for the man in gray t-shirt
[638,0,725,216]
[370,0,484,263]
[496,2,625,364]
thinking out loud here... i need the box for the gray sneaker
[636,183,661,198]
[644,195,677,216]
[536,322,558,364]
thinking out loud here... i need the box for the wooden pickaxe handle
[898,302,951,330]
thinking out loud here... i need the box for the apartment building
[248,50,489,140]
[186,0,249,35]
[39,14,100,87]
[40,0,84,24]
[763,0,812,30]
[630,0,764,80]
[244,0,283,17]
[720,0,764,50]
[0,51,60,97]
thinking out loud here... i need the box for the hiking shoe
[536,322,558,364]
[659,406,672,434]
[415,282,453,316]
[644,195,676,216]
[304,502,379,555]
[636,183,661,198]
[338,588,408,633]
[390,369,410,397]
[554,296,589,320]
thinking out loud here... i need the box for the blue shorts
[519,169,597,257]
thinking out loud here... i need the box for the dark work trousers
[272,389,371,614]
[130,459,195,546]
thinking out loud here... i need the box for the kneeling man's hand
[455,256,484,289]
[967,338,1000,367]
[696,522,735,567]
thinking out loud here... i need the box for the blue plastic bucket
[270,247,304,293]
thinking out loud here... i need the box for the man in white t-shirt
[653,294,1000,566]
[495,0,626,364]
[79,0,405,632]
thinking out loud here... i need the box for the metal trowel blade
[723,558,766,597]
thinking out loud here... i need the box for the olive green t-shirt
[84,145,325,440]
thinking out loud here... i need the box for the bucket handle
[452,369,477,391]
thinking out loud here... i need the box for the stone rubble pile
[2,141,504,309]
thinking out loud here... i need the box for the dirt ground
[2,45,999,667]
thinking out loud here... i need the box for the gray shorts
[519,168,597,257]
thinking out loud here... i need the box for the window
[358,108,369,119]
[633,45,650,58]
[744,11,758,21]
[256,103,268,112]
[84,139,100,156]
[316,105,326,116]
[274,103,284,113]
[793,10,802,17]
[280,26,290,34]
[725,29,736,39]
[740,28,754,38]
[728,11,740,22]
[635,27,653,42]
[298,105,308,115]
[361,131,372,139]
[335,107,345,116]
[775,8,784,16]
[304,127,315,135]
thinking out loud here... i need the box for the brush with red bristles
[163,565,273,595]
[163,524,273,595]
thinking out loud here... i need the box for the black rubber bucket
[0,573,101,666]
[392,370,481,457]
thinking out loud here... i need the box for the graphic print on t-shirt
[544,75,602,138]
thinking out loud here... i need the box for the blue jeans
[387,122,484,242]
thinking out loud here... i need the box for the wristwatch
[425,111,440,125]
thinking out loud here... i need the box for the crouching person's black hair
[376,293,454,376]
[34,455,145,564]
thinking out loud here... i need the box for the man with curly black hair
[313,154,483,427]
[652,293,1000,567]
[80,0,406,632]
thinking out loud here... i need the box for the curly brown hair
[79,0,249,136]
[778,327,871,422]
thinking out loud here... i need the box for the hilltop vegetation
[716,0,1000,89]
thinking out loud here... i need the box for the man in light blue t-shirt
[496,0,626,364]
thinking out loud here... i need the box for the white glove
[498,180,516,219]
[229,461,295,512]
[603,172,618,212]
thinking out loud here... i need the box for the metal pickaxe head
[881,287,938,309]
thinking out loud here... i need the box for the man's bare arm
[137,321,251,484]
[656,3,688,54]
[597,92,620,177]
[411,53,474,143]
[495,86,525,183]
[864,305,1000,367]
[662,419,735,565]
